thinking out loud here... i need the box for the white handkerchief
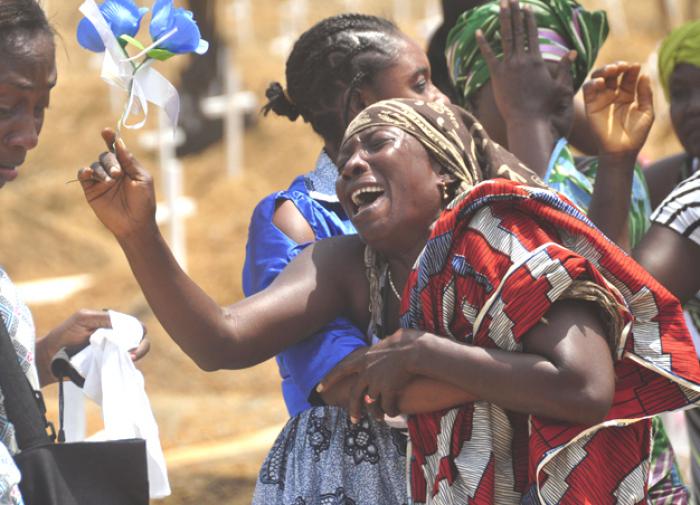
[65,310,170,499]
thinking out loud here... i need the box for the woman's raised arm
[78,129,362,371]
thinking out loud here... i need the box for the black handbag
[0,315,150,505]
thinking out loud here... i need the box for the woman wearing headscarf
[446,18,677,493]
[635,20,700,504]
[641,20,700,292]
[243,15,452,503]
[82,97,700,504]
[446,0,654,251]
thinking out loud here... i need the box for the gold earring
[440,182,449,202]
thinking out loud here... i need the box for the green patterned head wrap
[446,0,609,105]
[658,20,700,100]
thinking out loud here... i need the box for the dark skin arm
[583,62,654,251]
[79,130,367,371]
[321,299,615,426]
[475,1,654,250]
[79,130,490,416]
[568,95,600,156]
[82,131,609,422]
[272,200,315,244]
[271,195,472,412]
[319,347,475,418]
[634,225,700,305]
[475,0,575,177]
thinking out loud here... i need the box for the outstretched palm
[583,62,654,156]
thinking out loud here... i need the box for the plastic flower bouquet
[77,0,208,135]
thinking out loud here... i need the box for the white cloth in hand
[66,310,170,499]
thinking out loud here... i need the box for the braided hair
[0,0,53,57]
[262,14,403,148]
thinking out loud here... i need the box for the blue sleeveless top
[242,151,367,416]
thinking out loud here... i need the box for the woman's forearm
[35,336,59,387]
[117,228,353,371]
[398,378,476,414]
[410,301,614,425]
[587,152,637,251]
[117,227,238,370]
[413,340,608,424]
[505,116,556,178]
[322,375,476,415]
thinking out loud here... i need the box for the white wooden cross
[201,45,258,177]
[270,0,308,56]
[138,108,195,272]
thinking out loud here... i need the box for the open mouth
[350,185,385,215]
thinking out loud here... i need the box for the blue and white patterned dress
[243,151,408,505]
[0,267,39,505]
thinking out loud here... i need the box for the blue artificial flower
[149,0,209,55]
[77,0,149,52]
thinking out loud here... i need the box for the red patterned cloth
[401,180,700,504]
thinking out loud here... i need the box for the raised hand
[475,0,576,123]
[78,129,157,240]
[582,62,654,156]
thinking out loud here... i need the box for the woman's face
[335,125,443,251]
[669,63,700,159]
[362,36,450,107]
[0,31,56,188]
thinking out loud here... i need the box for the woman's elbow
[194,356,223,372]
[186,339,254,371]
[570,380,614,425]
[192,350,257,371]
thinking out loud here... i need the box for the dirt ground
[0,0,694,503]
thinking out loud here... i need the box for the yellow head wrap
[658,20,700,100]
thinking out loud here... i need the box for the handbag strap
[0,314,53,450]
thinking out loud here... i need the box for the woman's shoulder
[311,235,367,288]
[252,176,314,215]
[311,234,365,263]
[249,178,322,223]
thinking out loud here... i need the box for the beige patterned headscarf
[341,98,544,338]
[341,98,544,194]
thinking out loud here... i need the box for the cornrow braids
[263,13,404,147]
[0,0,53,56]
